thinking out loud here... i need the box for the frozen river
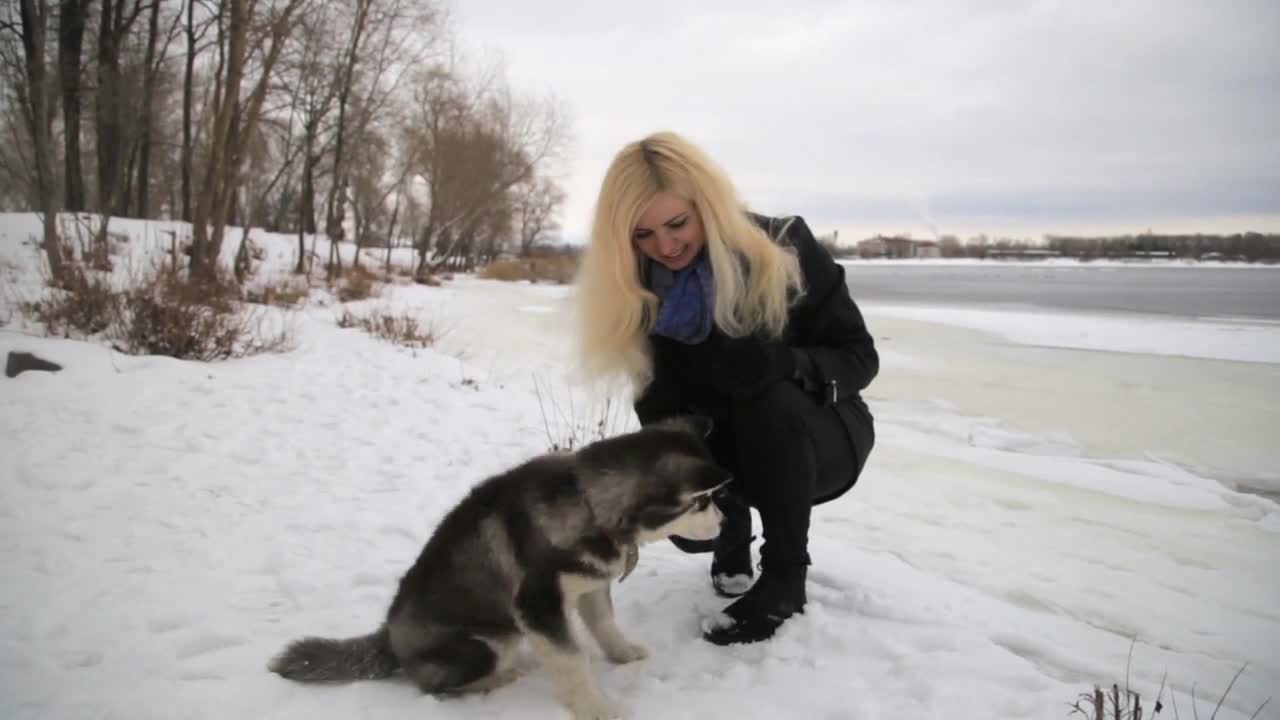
[840,262,1280,320]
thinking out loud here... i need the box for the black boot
[710,492,754,597]
[702,564,807,645]
[668,535,716,553]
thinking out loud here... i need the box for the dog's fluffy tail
[269,625,399,683]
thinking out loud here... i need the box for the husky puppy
[269,415,729,720]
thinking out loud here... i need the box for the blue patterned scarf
[649,251,715,344]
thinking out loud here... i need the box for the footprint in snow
[176,632,248,660]
[60,650,104,670]
[148,615,196,634]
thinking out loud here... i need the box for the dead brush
[21,253,293,361]
[152,266,242,314]
[335,265,383,302]
[532,375,634,452]
[22,263,118,336]
[111,266,293,361]
[337,307,438,348]
[245,276,311,308]
[1069,641,1269,720]
[478,255,579,285]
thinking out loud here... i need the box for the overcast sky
[451,0,1279,243]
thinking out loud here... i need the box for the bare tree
[180,0,195,220]
[280,1,340,273]
[5,0,67,282]
[318,0,372,279]
[188,0,307,280]
[0,9,37,209]
[343,0,441,269]
[514,174,564,256]
[133,0,182,217]
[417,72,568,271]
[95,0,146,216]
[403,59,568,274]
[58,0,91,211]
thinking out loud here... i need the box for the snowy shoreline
[839,257,1280,269]
[2,214,1277,720]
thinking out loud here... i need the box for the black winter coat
[633,213,879,462]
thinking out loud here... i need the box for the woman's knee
[731,381,814,437]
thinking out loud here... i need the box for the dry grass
[1069,642,1268,720]
[336,265,383,302]
[112,269,288,361]
[245,276,311,308]
[337,307,438,348]
[532,376,633,452]
[24,264,118,336]
[478,255,578,284]
[20,260,294,361]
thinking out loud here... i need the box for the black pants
[706,381,874,570]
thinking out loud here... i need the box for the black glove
[711,336,798,399]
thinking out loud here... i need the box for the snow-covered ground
[2,214,1277,719]
[841,257,1278,269]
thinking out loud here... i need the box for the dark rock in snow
[5,351,63,378]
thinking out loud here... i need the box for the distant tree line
[0,0,572,285]
[1041,232,1280,262]
[849,232,1280,262]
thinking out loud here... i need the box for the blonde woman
[576,131,878,645]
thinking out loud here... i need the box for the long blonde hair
[575,130,805,389]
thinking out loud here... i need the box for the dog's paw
[604,641,649,664]
[569,694,622,720]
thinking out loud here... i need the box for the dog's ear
[654,414,714,439]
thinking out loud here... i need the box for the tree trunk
[58,0,89,212]
[189,0,310,281]
[234,191,254,283]
[95,0,125,216]
[190,0,247,279]
[322,0,371,280]
[294,131,316,274]
[135,0,162,217]
[351,191,363,270]
[19,0,67,282]
[326,180,343,280]
[384,188,400,275]
[181,0,195,221]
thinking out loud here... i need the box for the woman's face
[633,191,706,272]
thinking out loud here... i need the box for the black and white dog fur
[269,415,729,720]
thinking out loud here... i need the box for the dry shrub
[533,376,633,453]
[1069,642,1268,720]
[153,266,241,314]
[233,234,267,283]
[337,307,437,348]
[336,265,382,302]
[478,255,579,284]
[246,276,310,308]
[403,264,444,286]
[114,267,292,360]
[116,282,243,360]
[21,259,293,361]
[24,264,118,336]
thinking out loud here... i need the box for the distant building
[859,236,940,259]
[857,237,886,257]
[986,248,1062,260]
[915,240,941,258]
